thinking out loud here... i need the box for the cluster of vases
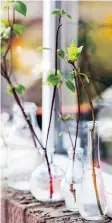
[5,103,108,221]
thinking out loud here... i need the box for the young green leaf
[7,0,13,3]
[57,116,61,123]
[67,14,72,19]
[80,73,89,83]
[57,49,65,59]
[2,27,11,39]
[51,9,61,15]
[70,71,74,81]
[67,41,79,62]
[76,46,83,57]
[59,131,63,136]
[26,116,30,120]
[46,74,61,86]
[37,46,51,51]
[7,85,13,95]
[13,24,24,35]
[15,84,26,94]
[65,79,75,92]
[13,1,27,16]
[61,9,66,15]
[1,20,9,26]
[64,114,74,121]
[3,3,9,10]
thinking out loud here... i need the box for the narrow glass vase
[78,121,108,221]
[61,144,84,212]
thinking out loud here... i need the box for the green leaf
[59,131,63,136]
[7,0,13,3]
[7,85,13,95]
[76,46,83,57]
[67,41,79,62]
[26,116,30,120]
[13,24,24,35]
[61,9,66,15]
[13,1,27,16]
[57,49,65,59]
[2,27,11,39]
[15,84,26,94]
[51,9,61,15]
[67,14,72,19]
[65,79,75,92]
[64,114,74,121]
[80,73,89,83]
[67,42,83,62]
[37,46,51,51]
[3,3,8,10]
[57,116,61,123]
[70,71,74,81]
[1,20,9,26]
[46,74,61,86]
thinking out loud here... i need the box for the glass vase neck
[87,121,100,169]
[68,147,83,160]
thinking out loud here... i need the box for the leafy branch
[57,40,103,215]
[44,9,72,199]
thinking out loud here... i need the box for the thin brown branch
[73,73,81,161]
[4,73,44,149]
[74,65,95,131]
[44,15,62,199]
[45,15,62,150]
[44,149,53,199]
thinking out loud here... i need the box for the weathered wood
[1,188,112,223]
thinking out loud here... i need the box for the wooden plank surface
[1,187,112,223]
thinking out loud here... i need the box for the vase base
[8,181,29,191]
[66,207,79,213]
[81,215,104,221]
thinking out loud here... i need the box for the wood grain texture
[1,188,112,223]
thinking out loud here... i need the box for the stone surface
[1,188,112,223]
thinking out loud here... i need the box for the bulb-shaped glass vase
[61,143,84,212]
[29,148,64,202]
[78,121,108,221]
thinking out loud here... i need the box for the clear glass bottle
[29,148,64,202]
[7,102,42,190]
[78,121,108,221]
[61,138,84,212]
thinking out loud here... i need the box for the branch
[73,73,80,161]
[45,15,62,150]
[74,65,95,131]
[1,6,44,150]
[4,72,43,149]
[73,64,103,216]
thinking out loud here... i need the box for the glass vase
[29,148,64,202]
[61,138,84,212]
[78,121,108,221]
[7,102,42,190]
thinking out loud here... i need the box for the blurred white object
[7,102,42,190]
[97,106,112,141]
[0,112,10,178]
